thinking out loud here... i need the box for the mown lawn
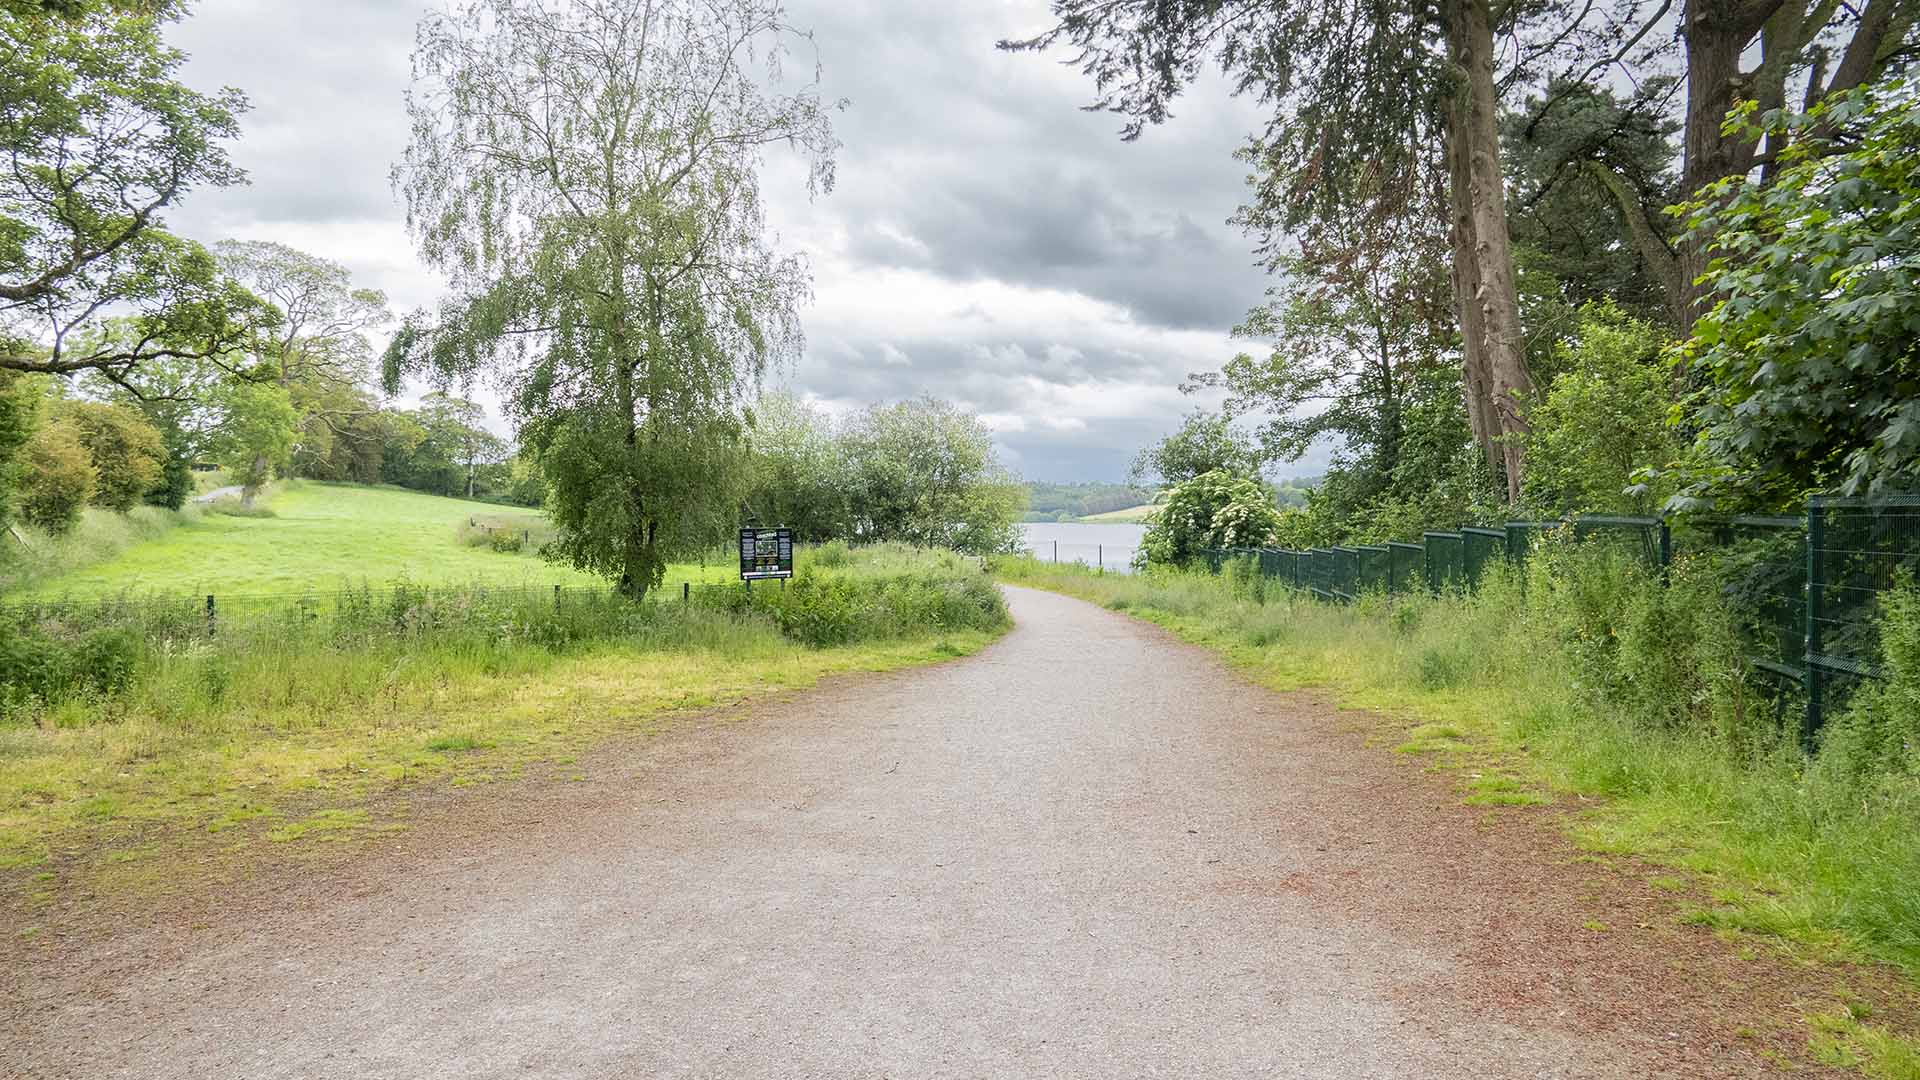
[10,482,736,600]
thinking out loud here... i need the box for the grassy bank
[1,504,210,596]
[4,482,744,600]
[1,546,1007,913]
[1077,504,1159,523]
[995,556,1920,980]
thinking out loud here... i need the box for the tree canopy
[385,0,838,596]
[0,0,268,383]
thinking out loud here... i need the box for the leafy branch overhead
[0,1,273,383]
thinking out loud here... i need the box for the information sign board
[739,527,794,580]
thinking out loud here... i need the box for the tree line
[1004,2,1918,555]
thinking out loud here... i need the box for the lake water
[1017,522,1146,573]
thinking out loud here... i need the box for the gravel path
[7,587,1825,1078]
[189,484,244,503]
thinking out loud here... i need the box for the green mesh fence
[1357,545,1391,593]
[1462,527,1505,586]
[1331,546,1360,602]
[1424,532,1464,592]
[1183,498,1916,742]
[1807,496,1920,741]
[1305,548,1336,600]
[1504,521,1554,563]
[1388,542,1423,594]
[1675,515,1807,691]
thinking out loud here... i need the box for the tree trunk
[1442,0,1535,503]
[1670,0,1905,326]
[241,453,267,508]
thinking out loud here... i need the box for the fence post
[1052,539,1058,563]
[205,593,215,637]
[1098,544,1103,570]
[553,583,561,609]
[683,581,689,603]
[1803,499,1825,749]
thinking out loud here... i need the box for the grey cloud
[155,0,1280,480]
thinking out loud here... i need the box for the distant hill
[1021,481,1156,523]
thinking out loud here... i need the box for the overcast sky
[164,0,1309,483]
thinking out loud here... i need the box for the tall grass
[0,504,205,594]
[997,546,1920,976]
[0,545,1008,881]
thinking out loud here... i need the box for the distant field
[1077,504,1158,523]
[11,483,736,601]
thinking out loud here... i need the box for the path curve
[8,587,1789,1077]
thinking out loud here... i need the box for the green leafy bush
[1675,76,1920,503]
[487,529,524,553]
[59,400,166,513]
[808,539,852,568]
[1523,535,1763,746]
[1817,578,1920,781]
[704,567,1009,648]
[1520,303,1676,517]
[1138,469,1283,568]
[0,625,141,712]
[18,421,97,534]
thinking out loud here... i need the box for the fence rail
[1199,501,1919,744]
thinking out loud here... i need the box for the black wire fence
[1202,498,1920,743]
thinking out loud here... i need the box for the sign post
[738,526,794,587]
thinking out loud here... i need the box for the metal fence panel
[1388,542,1423,594]
[1357,545,1391,594]
[1423,532,1464,592]
[1461,527,1506,587]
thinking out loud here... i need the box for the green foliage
[386,0,837,598]
[56,399,166,512]
[702,563,1009,648]
[1676,78,1920,504]
[144,429,193,510]
[841,397,1025,554]
[1522,537,1761,747]
[536,407,748,595]
[0,1,268,379]
[1503,80,1683,331]
[17,419,95,533]
[1818,577,1920,782]
[1199,205,1452,483]
[1138,469,1283,567]
[744,392,850,540]
[0,370,41,528]
[377,392,504,498]
[0,623,138,712]
[1129,411,1260,487]
[1520,303,1677,516]
[211,381,296,499]
[1019,480,1154,522]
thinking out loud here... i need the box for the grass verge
[2,546,1007,918]
[994,559,1920,999]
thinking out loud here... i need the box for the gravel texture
[2,586,1873,1077]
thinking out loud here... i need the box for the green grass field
[1076,504,1159,523]
[9,483,735,601]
